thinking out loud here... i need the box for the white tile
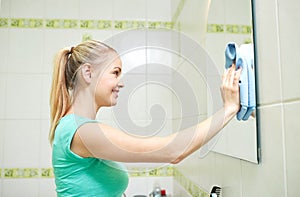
[0,180,2,197]
[10,0,44,18]
[83,30,113,43]
[171,0,181,19]
[112,0,146,21]
[39,120,52,167]
[283,101,300,197]
[278,0,300,100]
[212,117,258,163]
[108,30,147,74]
[146,30,174,56]
[126,176,174,196]
[118,48,147,74]
[79,0,112,20]
[0,74,6,119]
[3,120,40,167]
[146,119,173,138]
[0,120,4,167]
[8,29,44,73]
[146,49,173,75]
[213,153,242,197]
[146,74,173,119]
[205,34,226,75]
[176,150,214,192]
[43,29,82,73]
[5,74,42,119]
[39,179,56,197]
[175,61,208,117]
[241,105,286,196]
[176,0,208,44]
[0,29,9,73]
[111,119,152,137]
[173,180,192,197]
[254,0,282,105]
[224,0,252,25]
[45,0,79,19]
[2,179,39,197]
[125,177,149,196]
[111,74,148,120]
[40,74,51,120]
[207,0,225,24]
[0,0,10,17]
[146,0,171,21]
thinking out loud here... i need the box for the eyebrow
[114,67,122,72]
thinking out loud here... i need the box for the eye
[113,70,119,77]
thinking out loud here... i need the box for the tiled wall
[1,0,299,196]
[171,0,300,197]
[0,0,175,196]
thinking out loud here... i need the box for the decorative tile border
[0,166,208,196]
[128,165,174,177]
[0,166,172,179]
[0,17,251,35]
[173,168,209,197]
[0,18,173,30]
[3,168,40,178]
[207,24,252,34]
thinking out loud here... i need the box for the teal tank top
[52,114,129,197]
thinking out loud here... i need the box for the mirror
[170,0,259,163]
[99,0,259,164]
[206,0,258,163]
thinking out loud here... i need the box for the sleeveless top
[52,114,129,197]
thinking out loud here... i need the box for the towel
[225,42,256,121]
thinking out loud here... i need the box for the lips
[112,89,119,98]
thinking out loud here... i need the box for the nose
[117,82,124,88]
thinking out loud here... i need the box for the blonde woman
[49,40,242,196]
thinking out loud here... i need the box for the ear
[81,63,92,84]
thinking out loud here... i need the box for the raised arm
[71,64,242,164]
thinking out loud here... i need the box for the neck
[67,88,98,120]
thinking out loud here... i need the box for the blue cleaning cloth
[225,42,256,121]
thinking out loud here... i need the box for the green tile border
[0,18,174,30]
[207,24,252,34]
[173,168,209,197]
[128,165,174,177]
[0,166,173,179]
[4,168,40,178]
[0,17,250,35]
[0,166,208,196]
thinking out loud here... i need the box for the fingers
[228,64,236,85]
[223,64,241,87]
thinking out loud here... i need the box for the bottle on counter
[153,183,161,197]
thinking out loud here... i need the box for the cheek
[94,78,115,104]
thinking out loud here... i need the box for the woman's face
[94,57,123,108]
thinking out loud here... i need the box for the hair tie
[70,47,74,54]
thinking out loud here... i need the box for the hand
[220,64,242,114]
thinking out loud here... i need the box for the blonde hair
[49,40,117,144]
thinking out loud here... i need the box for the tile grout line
[274,0,288,196]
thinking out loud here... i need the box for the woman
[49,40,242,196]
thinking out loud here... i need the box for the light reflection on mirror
[204,0,259,163]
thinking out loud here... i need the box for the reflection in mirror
[203,0,259,163]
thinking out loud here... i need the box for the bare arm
[72,64,242,164]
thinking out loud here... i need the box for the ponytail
[49,48,72,144]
